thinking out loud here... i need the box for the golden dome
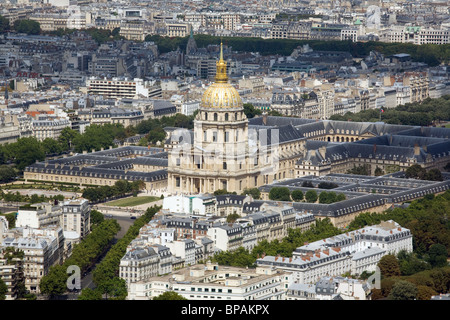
[200,43,243,109]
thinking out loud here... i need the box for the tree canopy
[13,19,40,35]
[330,95,450,126]
[0,15,10,33]
[269,187,291,201]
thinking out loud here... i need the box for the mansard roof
[122,246,157,261]
[257,124,305,146]
[248,115,315,127]
[26,161,167,182]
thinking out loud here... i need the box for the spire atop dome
[215,42,228,83]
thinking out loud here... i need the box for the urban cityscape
[0,0,449,308]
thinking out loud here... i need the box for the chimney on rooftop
[262,112,267,125]
[414,143,420,156]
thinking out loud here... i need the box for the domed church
[167,43,300,195]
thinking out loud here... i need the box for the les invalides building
[167,43,304,195]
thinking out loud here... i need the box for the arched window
[214,113,218,121]
[225,113,229,121]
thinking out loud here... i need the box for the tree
[82,187,100,202]
[268,187,291,201]
[268,110,283,116]
[347,164,369,175]
[424,168,443,181]
[387,280,418,300]
[8,137,45,171]
[374,166,384,176]
[405,164,426,180]
[243,103,262,119]
[317,182,338,189]
[0,165,16,183]
[153,291,187,300]
[227,213,240,223]
[131,180,146,195]
[42,138,63,155]
[319,191,338,204]
[114,180,132,196]
[397,250,430,276]
[13,19,40,35]
[84,27,113,44]
[39,265,68,298]
[242,188,261,199]
[305,190,318,203]
[90,209,104,226]
[214,189,236,196]
[58,127,79,151]
[416,285,437,300]
[0,278,7,300]
[97,277,127,300]
[0,15,10,33]
[427,244,448,268]
[302,180,314,188]
[147,127,166,145]
[72,124,119,153]
[378,254,401,278]
[78,288,102,300]
[291,190,304,202]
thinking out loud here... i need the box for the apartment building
[94,17,121,31]
[166,23,191,37]
[0,253,24,300]
[127,263,288,300]
[207,223,244,252]
[0,115,20,145]
[415,28,450,45]
[119,246,160,287]
[270,22,310,40]
[163,217,210,240]
[215,194,253,217]
[181,100,200,116]
[162,194,216,216]
[86,77,149,100]
[381,26,450,45]
[165,239,196,267]
[16,202,63,229]
[2,226,65,293]
[30,12,89,31]
[78,107,144,127]
[32,117,71,142]
[62,199,91,240]
[120,20,154,41]
[256,220,413,284]
[238,76,265,93]
[287,276,372,300]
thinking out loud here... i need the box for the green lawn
[105,196,160,207]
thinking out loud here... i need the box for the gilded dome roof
[201,82,243,108]
[200,42,243,109]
